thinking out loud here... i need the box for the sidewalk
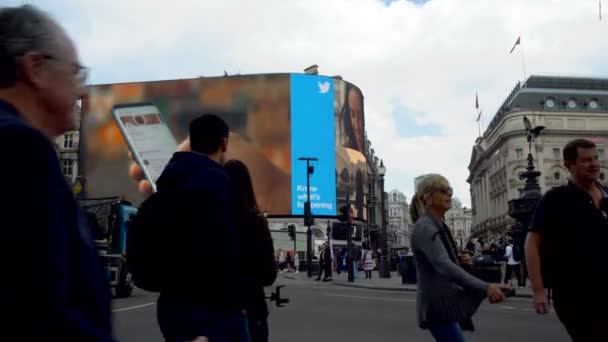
[282,270,534,298]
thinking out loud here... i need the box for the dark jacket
[156,152,244,310]
[0,101,113,341]
[323,246,332,266]
[238,210,277,320]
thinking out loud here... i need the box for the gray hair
[0,5,60,87]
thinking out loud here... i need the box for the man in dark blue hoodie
[155,114,248,342]
[0,5,113,341]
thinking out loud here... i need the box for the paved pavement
[289,270,536,298]
[113,273,569,341]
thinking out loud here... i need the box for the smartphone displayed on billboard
[112,103,178,192]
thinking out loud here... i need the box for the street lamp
[378,160,391,278]
[298,156,318,278]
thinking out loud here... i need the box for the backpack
[512,244,524,262]
[126,191,173,292]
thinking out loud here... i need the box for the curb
[332,282,533,299]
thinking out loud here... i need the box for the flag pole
[519,33,527,84]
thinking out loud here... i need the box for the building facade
[468,75,608,241]
[444,198,473,249]
[388,190,411,250]
[54,104,81,187]
[365,134,387,251]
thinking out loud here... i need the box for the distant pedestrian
[294,252,300,273]
[410,174,507,341]
[391,252,401,274]
[351,246,362,278]
[0,5,113,340]
[526,139,608,341]
[286,252,294,272]
[503,240,524,288]
[466,240,475,256]
[362,248,375,279]
[278,249,286,272]
[336,249,344,274]
[316,243,327,281]
[322,244,333,281]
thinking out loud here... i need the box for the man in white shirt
[503,241,524,288]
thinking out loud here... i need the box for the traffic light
[337,205,349,222]
[288,224,296,241]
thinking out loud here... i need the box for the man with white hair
[0,5,113,341]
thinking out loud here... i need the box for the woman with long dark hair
[224,160,277,342]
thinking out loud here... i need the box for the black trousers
[504,264,524,286]
[323,262,332,279]
[316,260,324,280]
[553,291,608,342]
[247,318,269,342]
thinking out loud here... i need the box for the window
[553,148,560,160]
[554,172,560,181]
[61,159,74,177]
[598,149,605,161]
[63,133,74,149]
[393,193,397,202]
[515,148,523,159]
[601,173,606,181]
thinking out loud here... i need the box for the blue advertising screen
[290,74,337,215]
[83,73,365,217]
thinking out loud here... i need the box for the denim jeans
[157,300,250,342]
[428,322,466,342]
[353,261,360,278]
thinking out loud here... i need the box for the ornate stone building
[444,198,473,249]
[468,75,608,240]
[387,190,410,249]
[365,134,387,251]
[54,103,81,187]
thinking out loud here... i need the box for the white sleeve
[505,245,512,258]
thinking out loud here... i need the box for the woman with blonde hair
[410,174,508,342]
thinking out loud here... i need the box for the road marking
[499,306,535,312]
[112,302,156,312]
[322,293,415,302]
[322,294,535,312]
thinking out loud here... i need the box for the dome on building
[451,197,462,209]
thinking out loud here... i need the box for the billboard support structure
[346,194,354,283]
[298,156,318,278]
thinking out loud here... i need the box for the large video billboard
[81,73,366,218]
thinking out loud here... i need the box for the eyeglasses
[438,186,453,196]
[42,54,89,85]
[16,52,89,85]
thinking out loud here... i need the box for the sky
[9,0,608,207]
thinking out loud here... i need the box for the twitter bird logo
[318,81,330,94]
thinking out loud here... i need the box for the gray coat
[410,215,488,329]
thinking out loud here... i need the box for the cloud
[391,103,441,137]
[384,0,431,6]
[11,0,608,206]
